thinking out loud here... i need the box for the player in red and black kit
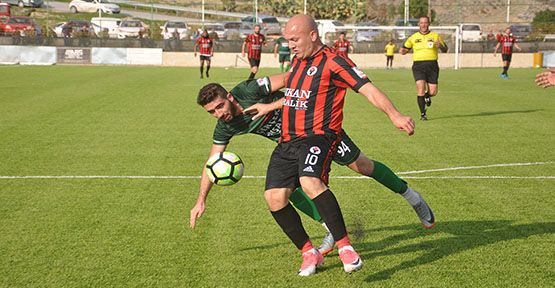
[194,29,214,79]
[242,25,266,80]
[244,14,423,277]
[332,31,353,58]
[493,27,522,79]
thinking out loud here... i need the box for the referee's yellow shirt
[385,44,396,56]
[403,31,445,61]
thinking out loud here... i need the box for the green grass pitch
[0,65,553,287]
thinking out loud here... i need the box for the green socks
[371,160,408,194]
[289,187,322,222]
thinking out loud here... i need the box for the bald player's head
[284,14,323,59]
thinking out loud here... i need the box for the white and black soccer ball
[205,151,244,186]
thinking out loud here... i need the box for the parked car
[2,0,43,8]
[223,21,249,39]
[354,21,380,42]
[90,17,120,38]
[1,16,34,34]
[316,19,345,39]
[0,3,10,26]
[160,21,188,40]
[241,15,281,35]
[460,23,483,42]
[69,0,120,14]
[0,3,10,17]
[203,23,224,39]
[52,20,92,37]
[116,20,147,39]
[510,24,532,40]
[394,18,418,40]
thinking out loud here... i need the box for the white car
[117,20,148,39]
[315,19,345,40]
[203,23,225,39]
[69,0,120,14]
[160,21,188,40]
[91,17,121,38]
[52,22,66,37]
[460,24,483,42]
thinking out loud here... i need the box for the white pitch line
[397,162,553,175]
[0,162,552,180]
[0,175,553,180]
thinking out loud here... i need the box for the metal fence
[1,35,554,53]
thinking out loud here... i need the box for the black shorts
[265,134,339,190]
[502,54,512,62]
[200,55,211,61]
[332,129,361,166]
[386,55,394,60]
[412,60,439,84]
[249,58,261,68]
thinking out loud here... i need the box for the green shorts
[279,54,291,63]
[332,129,362,166]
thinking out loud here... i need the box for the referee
[400,16,448,120]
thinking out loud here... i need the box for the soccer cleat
[298,248,324,276]
[206,71,210,78]
[317,232,335,256]
[408,188,436,229]
[424,95,432,107]
[200,74,203,79]
[338,246,363,273]
[420,114,428,121]
[499,73,505,78]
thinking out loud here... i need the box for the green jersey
[275,37,291,55]
[213,77,283,145]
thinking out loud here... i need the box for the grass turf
[0,65,553,287]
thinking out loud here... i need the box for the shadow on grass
[354,220,555,283]
[433,109,541,120]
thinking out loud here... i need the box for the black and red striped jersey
[281,46,371,142]
[196,36,213,56]
[245,33,265,60]
[333,40,351,58]
[498,34,517,55]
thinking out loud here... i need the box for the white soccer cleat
[298,248,324,277]
[338,245,363,273]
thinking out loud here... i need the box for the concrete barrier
[162,52,536,69]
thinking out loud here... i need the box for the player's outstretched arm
[190,143,227,229]
[267,73,287,91]
[358,82,415,135]
[243,98,283,120]
[535,69,555,88]
[493,43,500,56]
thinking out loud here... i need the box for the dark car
[509,24,532,40]
[354,21,381,42]
[57,20,92,37]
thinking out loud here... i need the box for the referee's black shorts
[412,60,439,84]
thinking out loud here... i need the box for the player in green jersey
[274,36,291,72]
[190,77,435,255]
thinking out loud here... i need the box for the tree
[261,0,301,16]
[532,9,555,35]
[221,0,237,12]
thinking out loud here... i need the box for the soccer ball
[205,151,244,186]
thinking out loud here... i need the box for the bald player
[254,14,423,276]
